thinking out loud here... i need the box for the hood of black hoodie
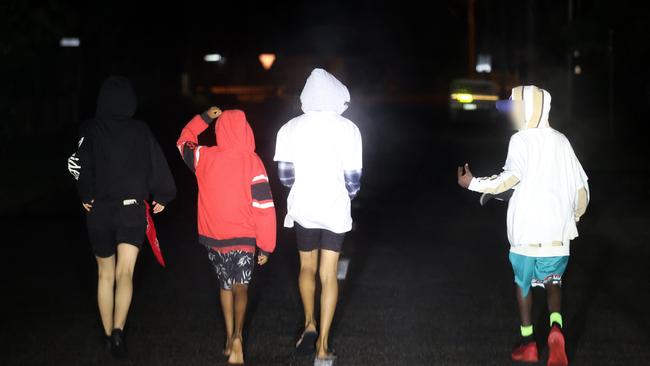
[96,76,137,119]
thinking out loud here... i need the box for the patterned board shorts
[207,248,254,290]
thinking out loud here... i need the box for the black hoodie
[71,76,176,205]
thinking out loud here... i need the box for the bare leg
[232,284,248,338]
[316,249,340,358]
[516,286,533,327]
[546,284,562,315]
[228,284,248,364]
[299,250,319,333]
[113,243,139,330]
[96,255,116,336]
[220,289,234,356]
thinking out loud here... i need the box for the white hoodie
[469,85,589,257]
[274,69,362,233]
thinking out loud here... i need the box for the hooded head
[497,85,552,130]
[300,68,350,115]
[216,110,256,152]
[96,76,137,119]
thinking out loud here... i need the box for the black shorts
[86,199,146,258]
[295,223,345,253]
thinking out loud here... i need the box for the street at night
[2,102,650,365]
[2,1,650,365]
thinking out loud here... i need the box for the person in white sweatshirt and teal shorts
[458,85,589,366]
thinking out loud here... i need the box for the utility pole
[608,29,615,135]
[527,0,535,82]
[567,0,573,119]
[468,0,476,77]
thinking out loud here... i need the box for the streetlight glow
[258,53,276,70]
[204,53,223,62]
[60,37,80,47]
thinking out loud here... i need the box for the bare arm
[575,187,589,221]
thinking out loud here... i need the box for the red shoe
[547,325,568,366]
[511,341,539,363]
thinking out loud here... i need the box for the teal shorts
[509,252,569,297]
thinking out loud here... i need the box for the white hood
[510,85,552,130]
[300,68,350,115]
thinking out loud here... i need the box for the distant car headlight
[451,93,474,103]
[451,93,499,104]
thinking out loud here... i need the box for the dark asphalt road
[1,102,649,365]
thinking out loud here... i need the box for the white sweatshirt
[274,69,363,234]
[469,85,589,257]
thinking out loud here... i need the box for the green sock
[520,324,534,338]
[550,312,563,328]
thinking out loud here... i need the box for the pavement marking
[314,358,335,366]
[337,258,350,280]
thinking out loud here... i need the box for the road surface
[2,102,649,365]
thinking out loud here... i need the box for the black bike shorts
[295,223,345,253]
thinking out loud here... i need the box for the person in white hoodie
[458,85,588,366]
[274,69,362,360]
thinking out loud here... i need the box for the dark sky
[64,0,470,69]
[0,1,473,96]
[2,0,649,125]
[3,1,640,81]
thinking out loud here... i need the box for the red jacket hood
[216,110,255,152]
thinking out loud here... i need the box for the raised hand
[457,163,474,189]
[207,107,222,119]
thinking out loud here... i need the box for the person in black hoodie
[67,76,176,357]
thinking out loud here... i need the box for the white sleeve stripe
[252,201,274,209]
[252,174,269,182]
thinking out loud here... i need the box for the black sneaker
[479,189,514,206]
[110,328,127,358]
[102,334,111,352]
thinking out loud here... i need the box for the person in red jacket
[177,107,276,365]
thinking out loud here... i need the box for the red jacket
[177,110,276,254]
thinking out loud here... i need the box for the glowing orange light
[258,53,276,70]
